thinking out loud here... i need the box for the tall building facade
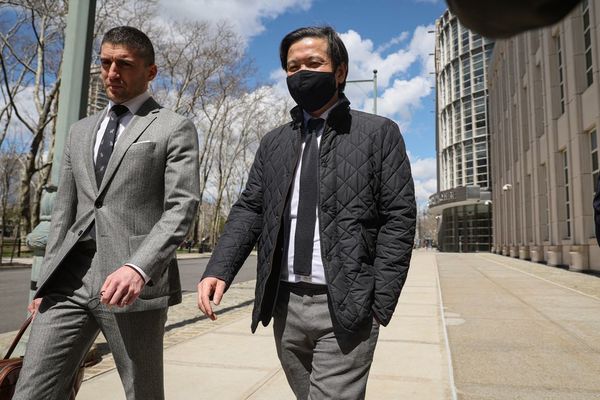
[488,0,600,271]
[428,10,495,252]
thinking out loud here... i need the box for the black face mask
[286,70,338,112]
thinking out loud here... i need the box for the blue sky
[2,0,448,203]
[160,0,448,202]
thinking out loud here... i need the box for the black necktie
[95,104,128,188]
[293,118,324,276]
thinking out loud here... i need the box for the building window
[454,103,462,143]
[465,142,473,185]
[556,33,565,114]
[539,164,550,241]
[452,20,459,58]
[462,57,471,94]
[474,93,486,136]
[472,51,484,92]
[449,148,455,188]
[455,145,463,186]
[562,150,571,238]
[453,60,460,100]
[582,0,593,87]
[463,98,473,139]
[461,26,469,54]
[471,32,482,48]
[592,129,599,194]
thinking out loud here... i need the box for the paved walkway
[10,251,600,399]
[438,253,600,400]
[77,250,453,399]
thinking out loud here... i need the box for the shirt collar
[108,91,151,116]
[302,100,340,126]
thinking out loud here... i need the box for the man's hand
[100,265,145,307]
[27,298,43,319]
[197,277,227,321]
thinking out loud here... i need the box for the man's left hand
[100,266,145,307]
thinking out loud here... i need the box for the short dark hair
[279,26,349,92]
[101,26,155,65]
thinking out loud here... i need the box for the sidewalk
[438,253,600,399]
[0,257,33,268]
[0,251,211,270]
[77,250,453,399]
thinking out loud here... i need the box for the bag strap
[3,315,33,360]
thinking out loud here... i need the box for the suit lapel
[85,110,107,194]
[97,97,161,195]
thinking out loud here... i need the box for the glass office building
[428,10,495,252]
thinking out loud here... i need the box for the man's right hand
[27,298,43,319]
[197,277,227,321]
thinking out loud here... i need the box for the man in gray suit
[13,26,200,400]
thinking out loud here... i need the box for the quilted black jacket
[203,96,416,332]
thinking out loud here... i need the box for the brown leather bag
[0,316,85,400]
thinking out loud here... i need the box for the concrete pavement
[77,251,454,399]
[438,253,600,400]
[9,250,600,399]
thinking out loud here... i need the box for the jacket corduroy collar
[289,94,351,134]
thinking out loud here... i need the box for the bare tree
[149,20,252,246]
[207,87,293,247]
[0,141,23,265]
[0,0,66,235]
[1,0,292,249]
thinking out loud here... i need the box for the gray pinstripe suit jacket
[35,97,200,311]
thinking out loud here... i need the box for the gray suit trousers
[273,283,379,400]
[13,245,168,400]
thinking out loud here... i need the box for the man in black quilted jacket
[198,26,416,400]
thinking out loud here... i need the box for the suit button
[326,255,331,261]
[339,304,346,311]
[95,200,103,208]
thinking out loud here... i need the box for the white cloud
[340,24,435,129]
[408,154,437,204]
[376,31,410,53]
[157,0,313,41]
[362,76,432,131]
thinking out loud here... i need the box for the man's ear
[335,63,347,86]
[148,64,158,81]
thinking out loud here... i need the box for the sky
[1,0,447,204]
[156,0,447,203]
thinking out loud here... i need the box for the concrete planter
[546,245,562,267]
[568,245,589,272]
[519,246,530,260]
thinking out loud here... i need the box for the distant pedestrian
[198,26,416,399]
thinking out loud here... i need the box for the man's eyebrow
[100,56,135,62]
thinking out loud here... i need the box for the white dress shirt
[93,91,151,283]
[93,92,151,160]
[282,103,338,285]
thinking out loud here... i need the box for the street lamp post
[347,69,378,114]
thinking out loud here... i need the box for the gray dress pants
[13,243,168,400]
[273,282,379,400]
